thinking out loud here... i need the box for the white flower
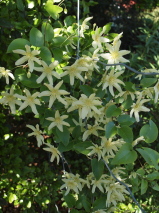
[154,79,159,103]
[0,86,21,114]
[61,62,88,85]
[15,89,41,114]
[100,40,130,70]
[80,16,93,38]
[13,45,41,72]
[34,60,60,85]
[82,124,104,141]
[97,69,125,96]
[27,124,44,147]
[87,143,103,161]
[43,143,61,164]
[39,80,69,107]
[130,98,150,122]
[46,110,70,132]
[92,26,110,51]
[70,93,102,119]
[0,67,15,84]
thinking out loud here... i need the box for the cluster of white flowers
[0,16,158,211]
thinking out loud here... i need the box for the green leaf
[103,22,112,34]
[64,15,76,27]
[52,48,63,62]
[92,196,107,211]
[81,195,91,212]
[79,85,94,96]
[137,147,159,170]
[39,46,52,63]
[16,71,40,88]
[117,125,133,143]
[147,172,159,180]
[52,36,68,46]
[74,141,92,155]
[58,142,73,152]
[95,88,105,98]
[122,95,133,109]
[42,22,54,42]
[29,27,44,47]
[105,121,117,138]
[16,0,25,11]
[45,1,63,20]
[72,125,82,139]
[64,194,76,208]
[151,182,159,191]
[9,193,17,203]
[125,82,136,92]
[111,143,137,165]
[27,201,32,208]
[140,120,158,143]
[141,78,157,87]
[106,105,121,118]
[141,179,148,195]
[56,126,70,146]
[91,158,104,180]
[117,114,135,126]
[7,38,30,53]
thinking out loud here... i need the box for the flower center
[55,117,61,124]
[111,51,120,60]
[7,95,15,102]
[44,67,52,74]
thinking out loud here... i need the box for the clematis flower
[0,67,15,84]
[87,143,103,161]
[13,45,41,72]
[101,137,124,157]
[80,16,93,38]
[0,86,21,114]
[130,98,150,122]
[92,26,110,51]
[154,79,159,103]
[70,93,102,119]
[60,173,85,195]
[82,124,104,141]
[60,62,88,85]
[43,143,61,164]
[34,60,60,85]
[39,80,69,108]
[15,89,41,114]
[46,110,70,132]
[27,124,44,147]
[97,69,125,96]
[100,40,130,70]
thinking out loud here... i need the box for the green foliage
[1,0,159,212]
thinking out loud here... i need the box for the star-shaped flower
[71,93,102,119]
[80,16,93,38]
[0,67,15,84]
[100,40,130,70]
[130,98,150,122]
[61,61,88,85]
[13,45,41,72]
[34,60,60,85]
[82,124,104,141]
[43,143,61,164]
[15,89,41,114]
[27,124,44,147]
[46,110,70,132]
[97,69,125,96]
[39,80,69,107]
[0,86,21,114]
[92,26,110,51]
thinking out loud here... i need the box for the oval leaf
[111,143,137,165]
[91,159,104,180]
[29,27,44,47]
